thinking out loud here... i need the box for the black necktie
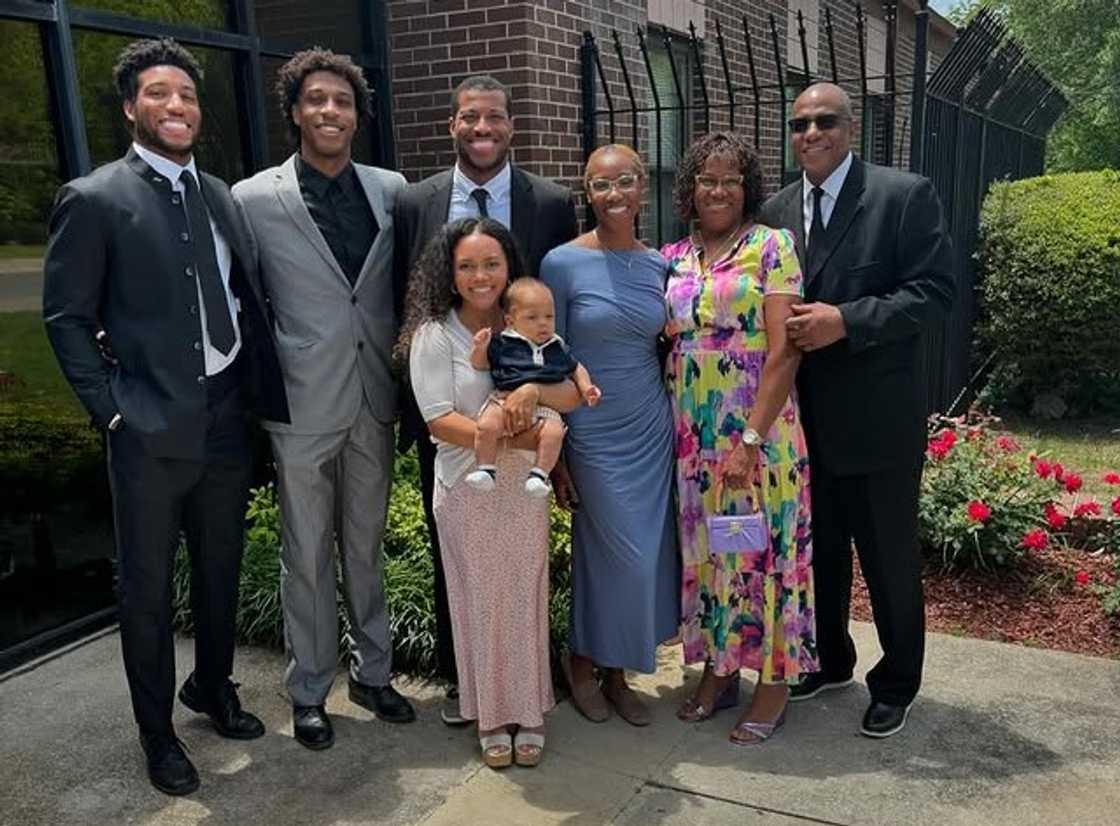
[181,172,236,354]
[807,186,826,273]
[470,187,490,218]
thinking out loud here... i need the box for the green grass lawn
[0,309,84,419]
[1002,415,1120,498]
[0,244,46,259]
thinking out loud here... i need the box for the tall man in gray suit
[394,75,578,725]
[233,49,414,751]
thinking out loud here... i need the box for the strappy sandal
[561,653,610,723]
[479,732,513,768]
[677,671,740,722]
[513,729,545,767]
[729,707,786,746]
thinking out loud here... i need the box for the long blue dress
[541,243,680,673]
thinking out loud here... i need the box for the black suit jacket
[392,163,578,448]
[43,147,290,459]
[757,157,955,476]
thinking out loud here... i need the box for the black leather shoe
[348,679,416,723]
[789,671,855,702]
[293,705,334,750]
[179,673,265,740]
[860,701,912,738]
[140,733,199,796]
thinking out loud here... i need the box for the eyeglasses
[586,173,640,194]
[695,174,744,191]
[787,114,847,133]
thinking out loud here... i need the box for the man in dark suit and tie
[393,75,578,724]
[43,39,289,795]
[758,82,954,738]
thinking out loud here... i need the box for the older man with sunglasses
[758,82,955,738]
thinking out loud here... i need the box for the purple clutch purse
[706,479,768,556]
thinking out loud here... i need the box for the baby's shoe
[524,468,551,498]
[465,465,497,492]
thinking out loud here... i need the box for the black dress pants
[107,375,251,736]
[417,433,457,684]
[809,460,925,706]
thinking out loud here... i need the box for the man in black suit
[394,75,577,724]
[758,82,954,738]
[43,39,289,794]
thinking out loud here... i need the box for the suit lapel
[421,170,454,244]
[273,154,348,287]
[510,165,536,269]
[807,158,866,283]
[353,166,391,292]
[782,184,807,270]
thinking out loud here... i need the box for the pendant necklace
[595,228,637,271]
[698,222,744,274]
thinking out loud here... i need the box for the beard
[133,118,196,161]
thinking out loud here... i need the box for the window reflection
[254,0,363,55]
[0,20,114,656]
[74,31,245,184]
[73,0,229,29]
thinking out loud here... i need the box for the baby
[467,278,601,497]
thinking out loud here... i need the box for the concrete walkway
[3,622,1119,826]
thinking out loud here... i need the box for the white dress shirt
[448,161,512,228]
[802,151,854,247]
[133,142,240,376]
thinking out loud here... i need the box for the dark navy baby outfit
[488,329,578,391]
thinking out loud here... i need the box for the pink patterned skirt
[432,449,555,729]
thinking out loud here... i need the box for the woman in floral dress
[662,132,818,745]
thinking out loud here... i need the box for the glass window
[644,34,693,247]
[73,31,245,184]
[0,20,115,659]
[73,0,229,29]
[253,0,364,55]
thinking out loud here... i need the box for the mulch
[849,547,1120,660]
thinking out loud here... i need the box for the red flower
[1052,463,1065,482]
[1112,497,1120,516]
[995,435,1020,452]
[1034,460,1052,479]
[1103,471,1120,485]
[966,500,992,523]
[927,429,958,461]
[1064,473,1083,494]
[1044,503,1067,531]
[1075,570,1091,586]
[1073,501,1101,518]
[939,429,958,449]
[1020,529,1048,550]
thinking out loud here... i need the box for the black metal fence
[580,2,1067,413]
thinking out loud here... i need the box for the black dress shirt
[296,156,378,286]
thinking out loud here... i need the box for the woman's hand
[719,441,759,490]
[502,383,541,434]
[550,458,581,512]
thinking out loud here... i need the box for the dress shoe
[440,685,470,727]
[601,680,652,727]
[178,673,265,740]
[788,671,855,702]
[348,679,417,723]
[293,705,334,750]
[140,733,199,796]
[860,700,912,738]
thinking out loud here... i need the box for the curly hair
[392,217,527,374]
[671,131,764,224]
[274,48,373,147]
[112,38,203,102]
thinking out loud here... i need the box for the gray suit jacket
[232,155,406,434]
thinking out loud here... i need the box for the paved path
[0,260,44,312]
[2,622,1119,825]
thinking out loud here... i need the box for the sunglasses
[788,114,847,133]
[586,173,640,194]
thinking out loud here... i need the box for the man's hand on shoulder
[786,302,846,352]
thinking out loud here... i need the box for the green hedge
[976,170,1120,417]
[172,451,574,678]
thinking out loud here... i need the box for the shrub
[975,170,1120,416]
[172,450,576,679]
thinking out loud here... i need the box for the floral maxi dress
[662,225,819,683]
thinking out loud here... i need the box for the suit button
[193,341,202,351]
[189,305,198,315]
[357,341,364,350]
[197,375,206,385]
[180,232,190,242]
[171,195,181,205]
[350,296,357,305]
[185,266,194,277]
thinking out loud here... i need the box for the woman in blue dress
[541,144,680,727]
